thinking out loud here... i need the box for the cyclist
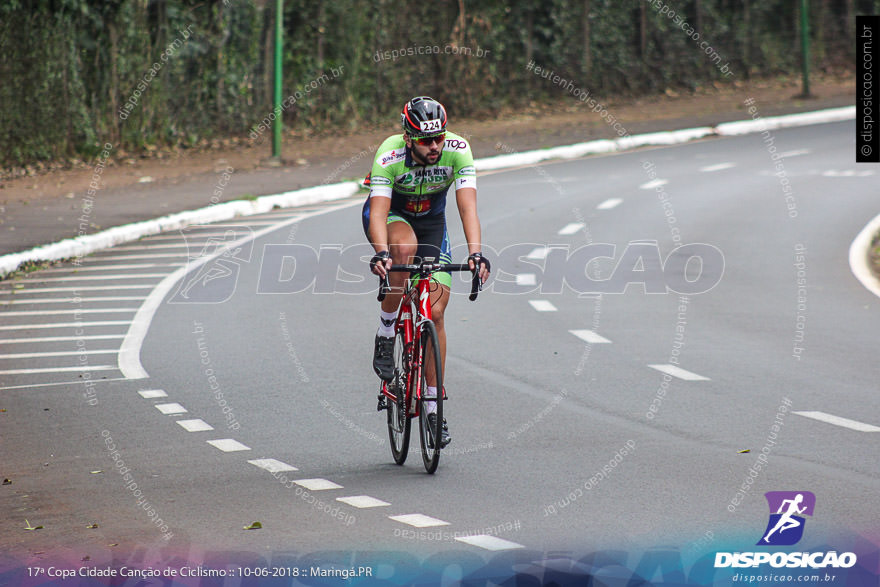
[364,96,490,448]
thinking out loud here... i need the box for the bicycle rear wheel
[387,328,411,464]
[417,320,443,474]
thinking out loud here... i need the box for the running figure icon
[757,491,816,546]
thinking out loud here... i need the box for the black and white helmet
[401,96,447,137]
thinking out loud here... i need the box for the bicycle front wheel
[387,328,411,464]
[417,320,443,474]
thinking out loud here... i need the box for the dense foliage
[0,0,868,168]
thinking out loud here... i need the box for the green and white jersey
[368,132,476,217]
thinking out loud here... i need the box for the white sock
[424,385,438,415]
[377,310,397,337]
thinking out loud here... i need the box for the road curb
[0,105,857,279]
[849,213,880,299]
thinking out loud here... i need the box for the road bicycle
[376,258,480,473]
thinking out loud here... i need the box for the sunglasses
[413,133,446,146]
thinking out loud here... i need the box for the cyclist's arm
[455,187,489,282]
[368,195,392,277]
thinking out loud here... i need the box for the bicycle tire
[387,327,411,464]
[417,320,443,474]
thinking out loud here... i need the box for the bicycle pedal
[376,395,388,411]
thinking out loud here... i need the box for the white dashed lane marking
[779,149,811,157]
[155,402,187,415]
[699,163,736,172]
[177,419,214,432]
[516,274,536,286]
[336,496,391,509]
[526,247,550,260]
[248,458,299,473]
[639,179,668,190]
[38,263,183,273]
[558,223,585,235]
[293,478,343,491]
[793,411,880,432]
[0,285,153,294]
[648,364,710,381]
[138,389,168,399]
[389,514,450,528]
[528,300,558,312]
[596,198,623,210]
[569,330,612,344]
[207,439,251,452]
[16,274,166,282]
[454,535,525,551]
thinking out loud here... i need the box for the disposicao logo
[714,491,857,570]
[758,490,815,546]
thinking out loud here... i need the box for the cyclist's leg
[383,218,418,311]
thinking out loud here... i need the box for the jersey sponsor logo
[396,167,453,188]
[404,195,432,215]
[370,175,391,185]
[458,165,476,175]
[379,149,405,167]
[445,138,468,150]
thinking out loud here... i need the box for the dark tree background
[0,0,868,169]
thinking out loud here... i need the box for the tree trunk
[743,0,750,79]
[582,0,592,76]
[639,3,647,59]
[108,20,120,141]
[317,2,325,68]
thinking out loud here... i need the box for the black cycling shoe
[377,394,388,411]
[427,413,451,449]
[373,335,395,381]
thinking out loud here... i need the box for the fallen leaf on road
[3,478,11,485]
[24,520,43,530]
[737,449,751,454]
[243,522,262,530]
[86,523,99,529]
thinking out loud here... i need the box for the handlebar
[377,261,481,302]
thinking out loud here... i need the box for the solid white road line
[848,212,880,299]
[145,232,234,241]
[454,535,525,551]
[155,403,187,415]
[138,389,168,398]
[596,198,623,210]
[648,364,711,381]
[516,274,537,286]
[0,349,118,359]
[336,496,391,509]
[526,247,550,260]
[82,253,185,261]
[699,163,736,172]
[120,199,363,379]
[177,419,214,432]
[0,320,130,330]
[0,285,153,294]
[38,263,182,273]
[248,458,299,473]
[793,411,880,432]
[0,365,118,375]
[207,439,251,452]
[779,149,811,157]
[18,274,166,282]
[0,334,125,344]
[292,478,343,491]
[0,377,129,391]
[558,223,585,235]
[1,297,147,304]
[1,308,137,316]
[569,329,612,344]
[389,514,450,528]
[639,179,668,190]
[529,300,558,312]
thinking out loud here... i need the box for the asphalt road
[1,120,878,583]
